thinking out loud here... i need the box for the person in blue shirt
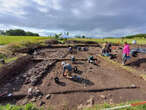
[61,62,72,78]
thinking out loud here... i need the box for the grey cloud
[0,0,146,37]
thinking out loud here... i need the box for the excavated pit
[0,44,146,110]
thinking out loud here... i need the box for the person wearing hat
[61,62,72,78]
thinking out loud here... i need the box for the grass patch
[0,103,53,110]
[5,57,18,63]
[83,101,146,110]
[140,74,146,81]
[69,38,146,44]
[0,36,50,45]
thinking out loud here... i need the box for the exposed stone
[22,98,28,105]
[31,78,38,86]
[108,94,112,97]
[86,97,94,106]
[13,88,16,91]
[131,84,136,88]
[28,88,32,94]
[46,94,51,99]
[109,99,113,104]
[40,101,45,106]
[16,77,20,80]
[31,98,36,102]
[100,95,106,99]
[78,104,84,110]
[38,95,42,100]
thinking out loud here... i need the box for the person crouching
[61,62,72,78]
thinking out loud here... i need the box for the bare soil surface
[0,45,146,110]
[112,44,146,74]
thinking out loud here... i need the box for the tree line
[122,34,146,39]
[0,29,39,36]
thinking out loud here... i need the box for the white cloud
[52,0,62,10]
[38,7,48,13]
[32,0,47,6]
[0,0,28,17]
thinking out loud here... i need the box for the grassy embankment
[0,102,146,110]
[0,36,51,66]
[69,38,146,44]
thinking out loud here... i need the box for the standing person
[61,62,72,78]
[102,41,108,56]
[122,42,130,65]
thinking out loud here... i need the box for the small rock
[100,95,106,99]
[31,78,38,86]
[108,94,112,97]
[109,99,113,104]
[16,77,20,80]
[38,95,42,100]
[40,101,45,106]
[24,79,30,84]
[131,84,136,88]
[36,89,40,94]
[22,98,28,105]
[28,88,32,95]
[46,94,51,99]
[78,104,84,110]
[13,88,16,91]
[86,97,94,105]
[23,74,27,78]
[31,98,36,102]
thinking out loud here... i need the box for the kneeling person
[61,62,72,78]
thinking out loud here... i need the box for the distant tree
[55,33,62,39]
[26,32,39,36]
[75,36,81,38]
[123,34,146,39]
[6,29,26,36]
[0,30,5,35]
[82,35,86,38]
[4,29,39,36]
[66,32,69,36]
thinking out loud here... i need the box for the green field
[0,36,50,45]
[69,38,146,44]
[0,36,146,46]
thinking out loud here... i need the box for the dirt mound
[45,39,59,44]
[0,55,33,85]
[65,40,98,44]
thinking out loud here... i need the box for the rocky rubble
[23,61,52,86]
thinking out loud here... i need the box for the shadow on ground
[127,58,146,67]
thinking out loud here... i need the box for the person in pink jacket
[122,42,130,65]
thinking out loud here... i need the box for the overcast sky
[0,0,146,37]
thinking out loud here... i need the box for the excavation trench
[0,45,146,110]
[0,47,70,103]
